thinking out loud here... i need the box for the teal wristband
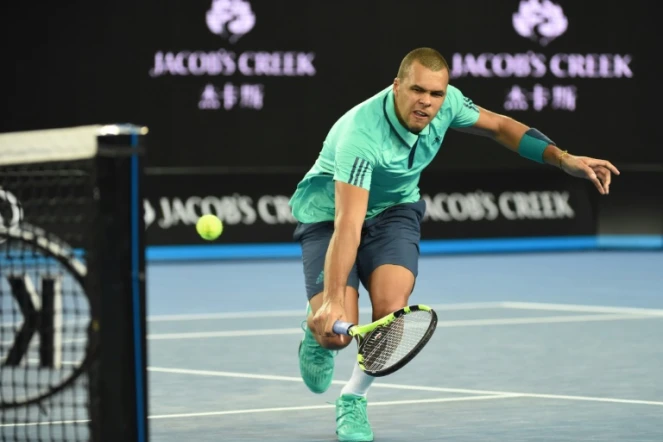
[518,128,555,164]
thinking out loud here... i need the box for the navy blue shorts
[293,200,426,300]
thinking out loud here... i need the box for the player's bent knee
[370,292,411,321]
[372,299,409,321]
[367,264,415,320]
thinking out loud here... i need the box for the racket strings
[361,310,432,371]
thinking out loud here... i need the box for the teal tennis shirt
[289,84,481,223]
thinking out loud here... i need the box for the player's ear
[393,77,400,94]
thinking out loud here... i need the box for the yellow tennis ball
[196,214,223,241]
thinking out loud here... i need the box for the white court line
[149,327,300,340]
[147,301,663,322]
[0,394,517,427]
[146,313,658,340]
[501,301,663,317]
[149,366,663,407]
[147,302,504,322]
[150,394,518,420]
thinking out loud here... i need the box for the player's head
[393,48,449,134]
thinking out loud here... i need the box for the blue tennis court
[145,250,663,441]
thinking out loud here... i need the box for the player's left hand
[560,155,620,195]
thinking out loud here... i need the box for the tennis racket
[332,304,437,377]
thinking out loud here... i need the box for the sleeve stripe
[463,97,479,112]
[355,160,369,188]
[346,157,371,187]
[349,158,369,187]
[348,157,360,185]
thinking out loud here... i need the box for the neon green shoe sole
[298,304,335,394]
[335,394,374,442]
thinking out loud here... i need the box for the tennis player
[288,47,619,442]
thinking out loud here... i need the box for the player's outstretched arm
[311,181,368,345]
[456,106,620,195]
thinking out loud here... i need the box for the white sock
[340,363,375,398]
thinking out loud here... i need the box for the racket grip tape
[332,321,355,335]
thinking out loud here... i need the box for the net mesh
[0,132,99,441]
[361,310,434,373]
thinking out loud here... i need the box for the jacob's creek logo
[449,1,633,112]
[206,0,255,44]
[512,0,568,47]
[149,0,316,112]
[143,194,296,230]
[142,189,576,231]
[422,191,575,222]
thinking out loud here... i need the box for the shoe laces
[337,397,367,425]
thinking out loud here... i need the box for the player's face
[393,61,449,133]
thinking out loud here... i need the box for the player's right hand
[312,298,351,347]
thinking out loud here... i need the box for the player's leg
[293,221,360,394]
[360,198,424,345]
[365,264,414,320]
[334,200,425,442]
[334,266,413,442]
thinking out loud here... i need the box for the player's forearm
[492,114,529,151]
[322,223,361,303]
[541,145,568,168]
[495,115,566,168]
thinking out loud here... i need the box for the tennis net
[0,124,149,442]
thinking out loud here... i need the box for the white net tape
[0,124,148,166]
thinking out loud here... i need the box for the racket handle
[332,321,354,336]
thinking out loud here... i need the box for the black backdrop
[2,0,659,169]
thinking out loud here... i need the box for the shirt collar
[383,88,430,148]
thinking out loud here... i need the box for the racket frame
[333,304,438,377]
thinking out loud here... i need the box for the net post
[90,124,149,442]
